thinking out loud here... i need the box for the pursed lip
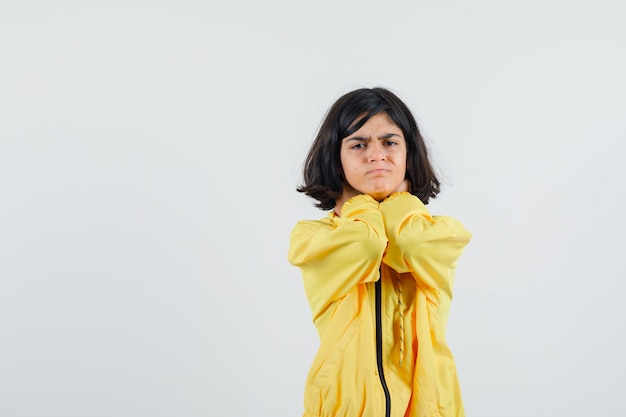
[366,168,391,175]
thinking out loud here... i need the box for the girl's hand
[334,184,361,216]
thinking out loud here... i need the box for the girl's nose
[367,143,386,162]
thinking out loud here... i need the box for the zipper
[375,268,391,417]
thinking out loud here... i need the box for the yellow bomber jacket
[288,192,472,417]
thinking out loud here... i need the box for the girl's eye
[351,143,365,149]
[385,140,397,146]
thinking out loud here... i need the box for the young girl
[288,87,471,417]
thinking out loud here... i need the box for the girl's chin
[352,182,399,201]
[365,190,392,201]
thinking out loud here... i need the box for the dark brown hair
[297,87,440,210]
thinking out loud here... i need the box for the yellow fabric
[288,192,471,417]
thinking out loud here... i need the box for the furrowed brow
[380,133,401,139]
[344,136,370,142]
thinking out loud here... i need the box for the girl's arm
[379,192,471,303]
[288,194,387,321]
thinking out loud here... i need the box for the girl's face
[340,113,407,201]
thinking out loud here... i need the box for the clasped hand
[334,179,410,216]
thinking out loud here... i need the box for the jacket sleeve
[379,192,471,302]
[288,194,388,321]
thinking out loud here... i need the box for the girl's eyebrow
[344,133,401,142]
[344,136,369,142]
[380,133,401,139]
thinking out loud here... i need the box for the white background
[1,1,625,416]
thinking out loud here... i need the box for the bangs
[340,108,389,139]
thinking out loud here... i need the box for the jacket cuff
[340,194,379,217]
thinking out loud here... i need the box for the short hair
[297,87,440,210]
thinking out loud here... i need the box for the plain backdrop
[1,1,625,416]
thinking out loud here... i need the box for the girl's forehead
[350,112,401,132]
[348,111,396,130]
